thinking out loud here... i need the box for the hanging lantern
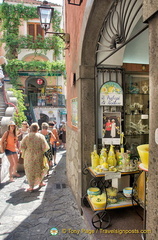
[37,78,43,85]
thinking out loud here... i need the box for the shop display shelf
[87,192,138,211]
[82,166,141,229]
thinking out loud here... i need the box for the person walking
[17,121,30,141]
[49,122,59,166]
[61,122,66,149]
[20,122,50,192]
[17,121,30,165]
[1,121,20,182]
[39,122,56,168]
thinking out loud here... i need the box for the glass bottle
[91,144,100,169]
[99,146,107,165]
[107,144,117,167]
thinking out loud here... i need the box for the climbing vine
[4,59,65,86]
[0,2,65,85]
[0,3,63,59]
[9,88,27,126]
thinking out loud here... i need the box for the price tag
[105,172,121,180]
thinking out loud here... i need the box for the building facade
[0,0,66,127]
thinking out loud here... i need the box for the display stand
[82,166,139,229]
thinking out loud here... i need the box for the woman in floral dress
[20,122,49,192]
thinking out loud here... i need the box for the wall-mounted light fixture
[67,0,83,6]
[37,1,70,44]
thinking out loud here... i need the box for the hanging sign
[100,81,123,106]
[37,78,43,85]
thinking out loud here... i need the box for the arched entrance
[80,0,149,205]
[25,76,47,106]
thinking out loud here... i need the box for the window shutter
[28,24,35,40]
[37,24,44,37]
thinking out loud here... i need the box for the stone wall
[66,125,82,207]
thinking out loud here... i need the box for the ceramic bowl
[87,187,101,196]
[123,187,133,198]
[91,195,106,208]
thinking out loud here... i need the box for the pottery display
[87,187,101,196]
[123,187,133,198]
[137,144,149,169]
[91,193,106,208]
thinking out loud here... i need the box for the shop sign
[100,81,123,106]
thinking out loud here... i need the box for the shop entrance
[25,76,46,106]
[95,0,149,156]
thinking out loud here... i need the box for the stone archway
[78,0,113,199]
[25,76,47,94]
[78,0,148,205]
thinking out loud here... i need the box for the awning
[18,72,62,76]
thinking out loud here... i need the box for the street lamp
[37,1,70,44]
[37,1,54,33]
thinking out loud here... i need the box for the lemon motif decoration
[100,81,123,106]
[108,86,115,92]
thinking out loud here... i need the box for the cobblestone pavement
[0,150,92,240]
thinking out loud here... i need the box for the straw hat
[8,120,16,126]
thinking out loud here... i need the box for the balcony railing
[28,93,66,107]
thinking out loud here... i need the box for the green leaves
[4,59,65,85]
[9,88,27,126]
[0,3,64,59]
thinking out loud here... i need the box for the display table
[83,166,140,190]
[82,166,140,229]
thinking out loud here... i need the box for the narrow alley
[0,150,91,240]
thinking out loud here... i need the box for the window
[27,23,44,40]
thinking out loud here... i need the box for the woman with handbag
[20,122,50,192]
[1,121,20,182]
[39,122,56,168]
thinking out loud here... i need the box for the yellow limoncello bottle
[99,146,107,165]
[120,132,124,153]
[91,145,100,169]
[107,144,117,167]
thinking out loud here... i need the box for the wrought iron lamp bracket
[45,32,70,43]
